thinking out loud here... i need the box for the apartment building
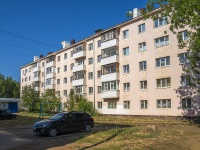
[20,8,200,116]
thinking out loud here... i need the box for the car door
[74,113,85,130]
[59,113,76,132]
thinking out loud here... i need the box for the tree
[21,85,40,112]
[64,89,93,114]
[0,73,20,98]
[144,0,200,88]
[40,89,61,113]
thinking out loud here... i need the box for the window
[139,42,146,52]
[70,76,73,83]
[101,46,117,59]
[57,67,60,73]
[141,100,148,109]
[154,16,168,28]
[140,81,147,90]
[97,40,101,47]
[182,98,191,109]
[102,63,118,75]
[139,61,147,71]
[46,78,53,85]
[123,83,130,91]
[157,78,171,88]
[102,81,119,91]
[108,102,116,109]
[70,63,74,70]
[74,85,83,93]
[57,56,60,62]
[64,65,67,72]
[97,86,102,93]
[179,30,188,41]
[98,102,102,109]
[64,78,67,84]
[156,56,170,68]
[73,71,85,80]
[42,72,44,77]
[155,36,169,48]
[42,82,44,87]
[88,72,93,79]
[123,65,129,74]
[64,90,67,96]
[57,79,60,85]
[123,29,129,38]
[29,76,31,81]
[88,43,93,50]
[42,62,44,67]
[124,101,130,109]
[179,53,189,64]
[181,76,190,86]
[25,77,27,82]
[101,30,116,42]
[157,99,171,108]
[70,51,73,57]
[123,47,130,56]
[88,87,93,94]
[33,71,40,78]
[57,91,60,96]
[64,53,67,59]
[138,23,145,33]
[97,70,101,78]
[97,55,101,63]
[88,58,93,65]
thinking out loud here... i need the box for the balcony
[46,72,56,79]
[33,66,41,72]
[72,79,86,86]
[101,73,119,82]
[72,64,86,72]
[101,55,119,66]
[73,51,86,60]
[32,76,41,82]
[45,84,55,90]
[35,87,40,91]
[46,61,55,68]
[101,90,120,99]
[101,39,117,49]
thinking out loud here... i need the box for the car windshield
[50,113,64,120]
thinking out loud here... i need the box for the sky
[0,0,148,82]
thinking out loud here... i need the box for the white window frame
[138,23,145,33]
[181,98,191,109]
[154,16,168,28]
[123,47,130,56]
[97,40,101,47]
[123,65,130,74]
[64,78,67,84]
[97,86,102,93]
[139,61,147,71]
[141,100,148,109]
[123,83,130,91]
[123,101,130,109]
[179,30,188,41]
[155,36,169,48]
[88,43,93,50]
[98,102,102,109]
[156,78,171,88]
[64,65,67,72]
[156,56,170,68]
[64,53,67,60]
[108,102,116,109]
[140,80,147,90]
[179,53,189,64]
[181,76,190,86]
[57,79,60,85]
[64,90,67,96]
[88,87,93,94]
[157,99,171,108]
[139,42,146,52]
[88,58,93,65]
[88,72,93,80]
[123,29,129,38]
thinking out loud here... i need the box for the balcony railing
[101,90,120,99]
[72,78,86,86]
[45,84,55,90]
[32,77,41,82]
[101,39,117,49]
[72,64,86,72]
[101,73,119,82]
[73,51,86,59]
[101,55,119,66]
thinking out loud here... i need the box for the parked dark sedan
[33,111,94,137]
[0,109,17,119]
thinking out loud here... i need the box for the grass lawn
[2,112,200,150]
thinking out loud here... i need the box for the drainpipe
[93,37,96,114]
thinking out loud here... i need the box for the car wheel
[84,124,92,132]
[48,127,58,137]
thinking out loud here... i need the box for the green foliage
[144,0,200,87]
[0,73,20,98]
[40,89,61,113]
[64,89,94,114]
[21,85,40,112]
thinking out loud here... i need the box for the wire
[0,48,33,56]
[0,13,91,33]
[0,41,43,53]
[0,28,60,49]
